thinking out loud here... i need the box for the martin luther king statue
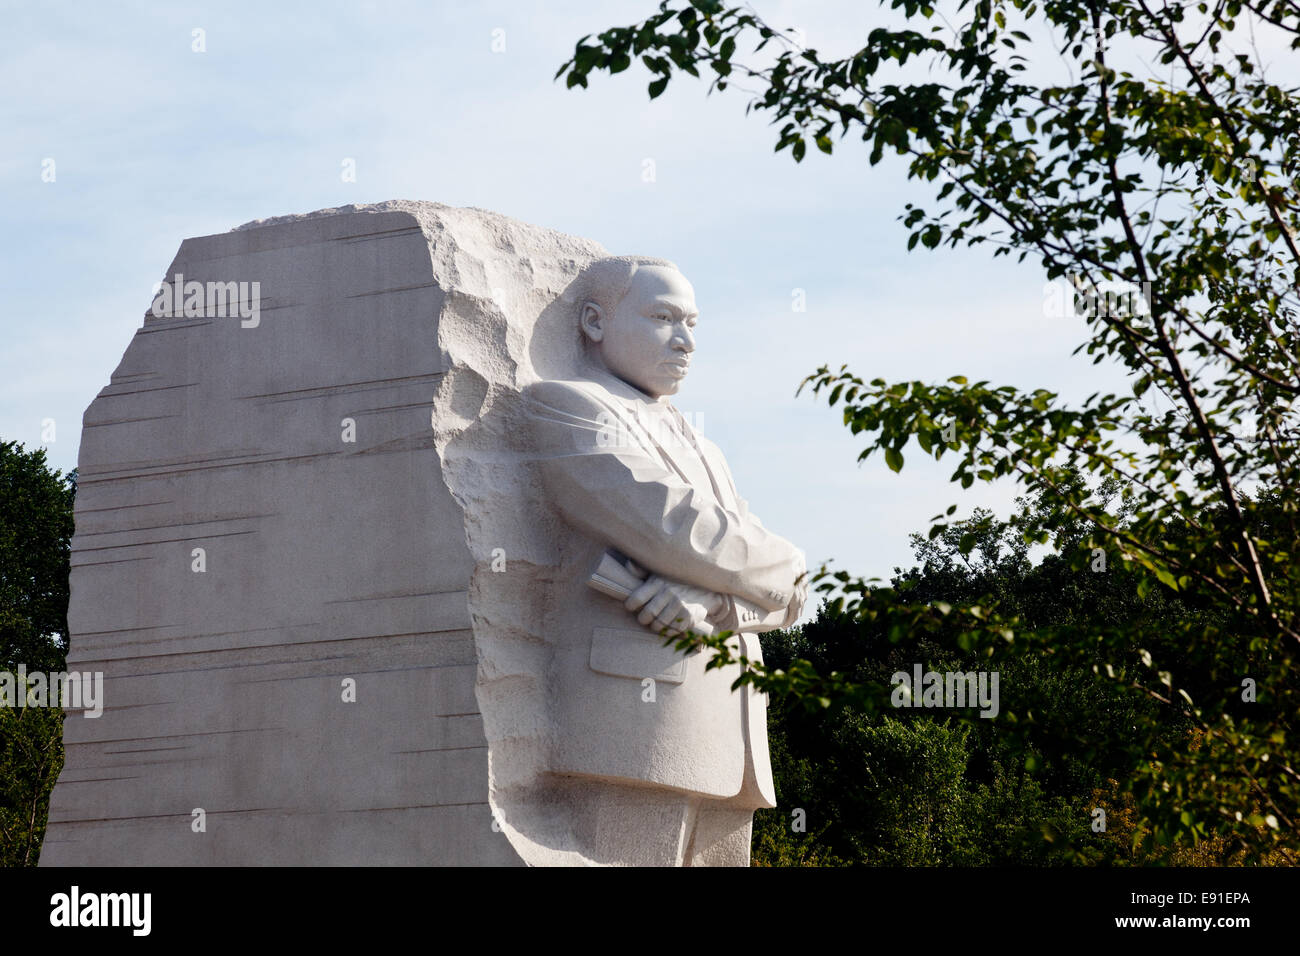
[516,256,808,866]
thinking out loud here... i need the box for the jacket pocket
[589,627,689,684]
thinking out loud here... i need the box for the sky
[5,1,1289,602]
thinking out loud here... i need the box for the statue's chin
[650,378,682,399]
[659,368,689,393]
[612,371,679,399]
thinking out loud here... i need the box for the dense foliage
[754,489,1284,864]
[0,440,73,865]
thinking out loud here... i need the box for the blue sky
[8,0,1281,592]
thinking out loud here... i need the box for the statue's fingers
[658,596,692,629]
[654,603,686,633]
[638,589,673,627]
[625,575,664,613]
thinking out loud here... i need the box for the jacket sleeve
[524,380,802,614]
[710,594,798,634]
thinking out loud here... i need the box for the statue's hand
[625,574,724,638]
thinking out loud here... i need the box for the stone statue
[513,256,808,866]
[40,201,802,868]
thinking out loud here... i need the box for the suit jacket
[522,369,806,804]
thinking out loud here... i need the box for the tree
[754,494,1276,865]
[0,440,74,865]
[559,0,1300,862]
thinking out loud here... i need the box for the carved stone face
[582,265,699,399]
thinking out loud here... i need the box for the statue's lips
[663,359,691,377]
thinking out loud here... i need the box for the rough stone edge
[232,199,542,234]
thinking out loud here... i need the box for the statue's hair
[568,256,678,333]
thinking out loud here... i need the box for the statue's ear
[579,302,604,343]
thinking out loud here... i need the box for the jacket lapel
[577,374,737,513]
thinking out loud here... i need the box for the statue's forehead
[624,265,696,310]
[627,266,695,301]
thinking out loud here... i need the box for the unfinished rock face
[41,201,605,865]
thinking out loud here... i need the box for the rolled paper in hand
[587,550,648,600]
